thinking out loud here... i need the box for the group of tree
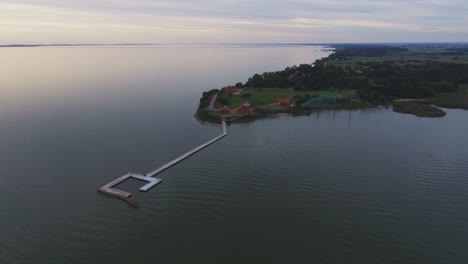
[239,45,468,102]
[198,89,219,110]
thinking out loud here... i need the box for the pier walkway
[98,120,227,205]
[146,121,227,177]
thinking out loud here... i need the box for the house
[276,98,291,107]
[234,102,251,114]
[218,106,231,115]
[223,86,241,95]
[218,102,253,116]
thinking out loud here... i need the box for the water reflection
[1,46,468,264]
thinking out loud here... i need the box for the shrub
[241,93,252,99]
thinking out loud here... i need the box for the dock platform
[98,120,227,206]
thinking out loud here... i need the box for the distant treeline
[330,45,408,57]
[240,45,468,102]
[445,48,468,55]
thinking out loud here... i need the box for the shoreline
[195,103,380,124]
[195,44,468,123]
[195,98,460,124]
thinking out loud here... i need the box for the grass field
[328,48,468,67]
[215,88,354,108]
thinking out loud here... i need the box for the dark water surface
[1,45,468,264]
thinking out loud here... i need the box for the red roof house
[223,86,240,94]
[276,98,291,107]
[233,102,252,115]
[218,106,231,115]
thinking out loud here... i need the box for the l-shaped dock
[98,120,227,206]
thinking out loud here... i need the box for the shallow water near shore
[1,45,468,263]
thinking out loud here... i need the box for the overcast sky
[1,0,467,44]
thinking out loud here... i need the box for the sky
[1,0,467,44]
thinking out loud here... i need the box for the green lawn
[215,88,354,108]
[328,49,468,67]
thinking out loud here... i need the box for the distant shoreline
[0,44,160,48]
[2,42,468,48]
[0,43,329,48]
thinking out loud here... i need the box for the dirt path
[393,98,428,103]
[208,93,218,110]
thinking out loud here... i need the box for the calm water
[1,45,468,264]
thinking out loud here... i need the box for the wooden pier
[98,120,227,206]
[146,121,227,177]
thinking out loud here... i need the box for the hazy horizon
[2,42,468,47]
[2,0,467,44]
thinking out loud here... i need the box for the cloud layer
[1,0,467,44]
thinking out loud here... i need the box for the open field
[215,88,354,108]
[329,48,468,67]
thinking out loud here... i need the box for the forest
[241,45,468,103]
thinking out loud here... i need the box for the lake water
[1,45,468,264]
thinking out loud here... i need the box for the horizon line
[1,42,468,48]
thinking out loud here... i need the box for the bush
[241,93,252,98]
[393,102,446,117]
[218,98,229,106]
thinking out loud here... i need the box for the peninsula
[196,44,468,122]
